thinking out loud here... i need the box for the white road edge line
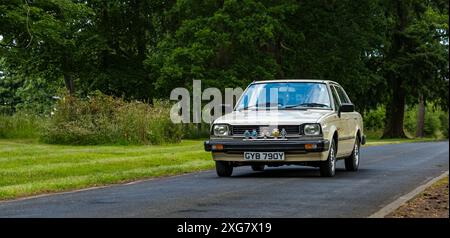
[368,170,449,218]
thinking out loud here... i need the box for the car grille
[231,126,260,135]
[282,125,301,135]
[231,125,300,135]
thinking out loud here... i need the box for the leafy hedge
[41,92,183,145]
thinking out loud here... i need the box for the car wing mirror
[338,103,354,117]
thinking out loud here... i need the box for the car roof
[253,79,340,85]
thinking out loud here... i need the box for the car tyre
[320,140,336,177]
[345,137,360,171]
[216,161,233,177]
[251,164,265,171]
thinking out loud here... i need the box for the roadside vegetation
[0,112,45,139]
[1,101,447,144]
[41,92,183,145]
[363,104,449,141]
[1,92,188,145]
[1,1,448,141]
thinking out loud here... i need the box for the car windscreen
[235,82,332,110]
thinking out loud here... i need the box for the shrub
[182,123,210,139]
[404,104,446,138]
[439,112,449,138]
[363,107,385,139]
[423,109,441,137]
[363,104,448,139]
[363,106,385,131]
[145,100,184,144]
[0,112,44,139]
[41,92,182,145]
[403,106,417,135]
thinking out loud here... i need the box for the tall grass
[182,123,211,139]
[41,92,183,145]
[0,112,44,139]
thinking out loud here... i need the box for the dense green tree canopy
[380,0,448,137]
[146,0,389,112]
[0,0,448,136]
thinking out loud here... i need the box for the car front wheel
[216,161,233,177]
[345,137,360,171]
[320,140,336,177]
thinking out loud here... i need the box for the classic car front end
[204,80,365,177]
[205,119,331,162]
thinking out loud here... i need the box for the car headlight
[303,124,321,136]
[213,124,229,136]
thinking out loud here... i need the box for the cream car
[204,79,366,177]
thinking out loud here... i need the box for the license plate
[244,152,285,161]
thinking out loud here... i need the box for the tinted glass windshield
[235,82,332,110]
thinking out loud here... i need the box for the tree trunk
[415,94,425,138]
[382,78,407,138]
[62,52,74,95]
[63,73,74,95]
[382,0,408,139]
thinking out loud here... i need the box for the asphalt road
[0,141,448,218]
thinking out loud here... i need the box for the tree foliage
[381,0,448,137]
[0,0,448,137]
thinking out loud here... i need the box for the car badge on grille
[260,128,270,138]
[281,128,287,139]
[272,128,280,138]
[251,129,258,139]
[244,130,251,139]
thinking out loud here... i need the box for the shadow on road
[231,166,371,178]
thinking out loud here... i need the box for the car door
[331,85,354,156]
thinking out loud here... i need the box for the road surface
[0,141,448,217]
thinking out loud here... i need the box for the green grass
[0,137,445,200]
[364,137,443,146]
[0,113,44,139]
[0,139,213,200]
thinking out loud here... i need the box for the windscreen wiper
[282,102,329,109]
[239,103,281,110]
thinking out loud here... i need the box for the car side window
[330,85,341,110]
[334,85,351,104]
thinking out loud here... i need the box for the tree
[146,0,386,105]
[1,0,447,125]
[80,0,172,100]
[0,0,97,95]
[279,0,387,112]
[0,58,22,114]
[381,0,448,138]
[146,0,286,97]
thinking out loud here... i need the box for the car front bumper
[204,138,330,162]
[204,139,329,152]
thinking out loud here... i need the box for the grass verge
[364,137,442,147]
[0,139,212,200]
